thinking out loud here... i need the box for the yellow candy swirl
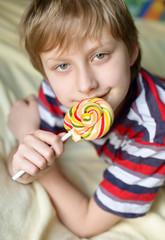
[64,98,114,142]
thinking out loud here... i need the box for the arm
[39,164,121,238]
[7,95,40,181]
[7,95,40,178]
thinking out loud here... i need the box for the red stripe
[97,114,105,138]
[39,86,52,111]
[64,121,73,130]
[101,179,157,202]
[117,156,165,175]
[74,102,82,122]
[141,70,165,121]
[103,148,165,175]
[103,146,117,163]
[114,125,144,141]
[114,125,164,147]
[39,86,63,116]
[79,127,91,136]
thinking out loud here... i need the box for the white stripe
[108,165,164,188]
[42,81,68,114]
[42,81,55,98]
[60,105,69,114]
[96,188,150,214]
[127,108,143,126]
[39,105,56,127]
[128,74,156,143]
[109,131,165,160]
[92,134,110,145]
[39,104,64,127]
[157,85,165,104]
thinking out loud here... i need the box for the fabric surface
[0,0,165,239]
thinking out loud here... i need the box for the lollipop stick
[12,131,72,181]
[12,170,26,181]
[60,131,71,142]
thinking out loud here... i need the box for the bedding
[0,0,165,240]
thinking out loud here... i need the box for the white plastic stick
[12,131,72,181]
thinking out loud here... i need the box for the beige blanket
[0,1,165,239]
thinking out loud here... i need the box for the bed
[0,0,165,239]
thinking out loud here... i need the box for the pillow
[136,19,165,77]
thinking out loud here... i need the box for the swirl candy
[64,98,114,142]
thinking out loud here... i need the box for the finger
[11,99,27,108]
[58,132,70,143]
[13,153,40,177]
[19,143,48,170]
[23,133,56,166]
[34,130,64,157]
[25,94,37,103]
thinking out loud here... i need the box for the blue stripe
[104,170,159,194]
[39,100,64,120]
[45,94,60,106]
[40,120,65,133]
[107,143,164,169]
[143,78,163,122]
[42,80,61,106]
[142,70,165,144]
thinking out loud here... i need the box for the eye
[93,53,106,61]
[56,63,70,71]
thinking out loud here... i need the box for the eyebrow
[45,37,117,64]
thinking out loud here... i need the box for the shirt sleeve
[38,79,68,134]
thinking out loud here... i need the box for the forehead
[40,0,124,56]
[42,27,118,59]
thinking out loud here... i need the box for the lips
[99,93,108,99]
[75,91,110,103]
[98,91,110,100]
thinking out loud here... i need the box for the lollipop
[12,98,114,181]
[64,98,114,142]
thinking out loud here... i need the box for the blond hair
[20,0,141,79]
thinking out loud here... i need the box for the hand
[7,95,40,143]
[11,130,64,183]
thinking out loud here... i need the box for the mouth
[97,91,110,100]
[98,93,108,99]
[75,91,110,103]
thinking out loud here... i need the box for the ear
[130,44,139,66]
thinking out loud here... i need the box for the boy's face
[41,28,137,112]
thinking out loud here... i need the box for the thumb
[58,132,70,143]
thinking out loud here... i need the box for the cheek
[105,69,131,111]
[50,84,73,108]
[107,84,129,111]
[100,54,131,88]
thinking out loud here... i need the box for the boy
[7,0,165,238]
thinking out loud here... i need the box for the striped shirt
[38,68,165,218]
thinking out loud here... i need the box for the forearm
[39,165,89,236]
[39,164,121,237]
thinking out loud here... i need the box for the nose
[77,66,98,94]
